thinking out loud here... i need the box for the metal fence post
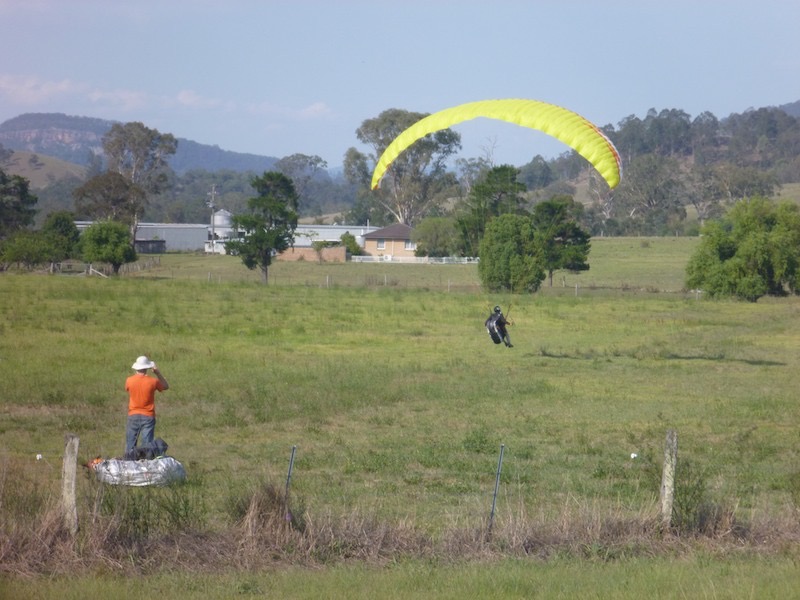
[488,444,505,535]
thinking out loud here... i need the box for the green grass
[121,236,699,293]
[3,236,800,594]
[5,557,800,599]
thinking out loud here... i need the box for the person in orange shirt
[125,355,170,457]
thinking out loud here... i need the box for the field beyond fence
[3,236,800,597]
[120,236,699,294]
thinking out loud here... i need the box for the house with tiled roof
[361,223,416,259]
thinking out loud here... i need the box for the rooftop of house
[362,223,413,240]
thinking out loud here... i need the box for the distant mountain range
[3,101,800,181]
[0,112,279,174]
[779,100,800,119]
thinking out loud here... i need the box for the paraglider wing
[371,99,622,190]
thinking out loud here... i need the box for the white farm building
[76,214,378,255]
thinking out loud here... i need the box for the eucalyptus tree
[690,111,722,164]
[454,155,492,196]
[274,153,328,215]
[518,155,555,190]
[344,108,461,225]
[102,122,177,238]
[72,171,146,224]
[614,154,686,234]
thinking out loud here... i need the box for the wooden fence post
[62,433,80,537]
[660,429,678,530]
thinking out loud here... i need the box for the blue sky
[1,0,799,169]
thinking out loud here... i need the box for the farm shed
[136,223,208,252]
[206,223,379,256]
[292,224,378,248]
[76,221,209,252]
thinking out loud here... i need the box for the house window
[377,239,385,250]
[404,240,416,251]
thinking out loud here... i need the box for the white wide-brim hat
[132,356,155,370]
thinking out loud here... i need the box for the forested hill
[0,113,279,174]
[3,101,800,232]
[779,100,800,119]
[4,102,800,174]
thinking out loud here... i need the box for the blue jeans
[126,414,156,453]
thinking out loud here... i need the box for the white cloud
[86,87,149,112]
[0,74,153,115]
[296,102,333,120]
[173,89,225,110]
[0,74,82,105]
[245,100,333,121]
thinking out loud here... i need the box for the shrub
[686,197,800,300]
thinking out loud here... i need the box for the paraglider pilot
[486,305,513,348]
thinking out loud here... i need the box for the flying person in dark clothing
[485,305,513,347]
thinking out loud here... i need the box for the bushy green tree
[0,168,37,240]
[478,214,544,293]
[339,232,362,256]
[73,171,146,230]
[42,210,80,260]
[80,220,137,275]
[412,217,459,257]
[686,197,800,301]
[1,231,58,270]
[531,196,591,286]
[456,165,527,257]
[1,210,80,271]
[226,172,298,284]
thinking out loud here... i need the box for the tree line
[3,104,800,297]
[6,103,800,238]
[347,106,800,243]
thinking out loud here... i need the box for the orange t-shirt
[125,373,167,417]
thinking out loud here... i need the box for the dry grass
[1,151,86,190]
[3,456,800,578]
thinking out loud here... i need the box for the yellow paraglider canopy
[371,98,622,190]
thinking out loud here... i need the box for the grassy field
[5,557,800,599]
[3,236,800,596]
[122,235,698,293]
